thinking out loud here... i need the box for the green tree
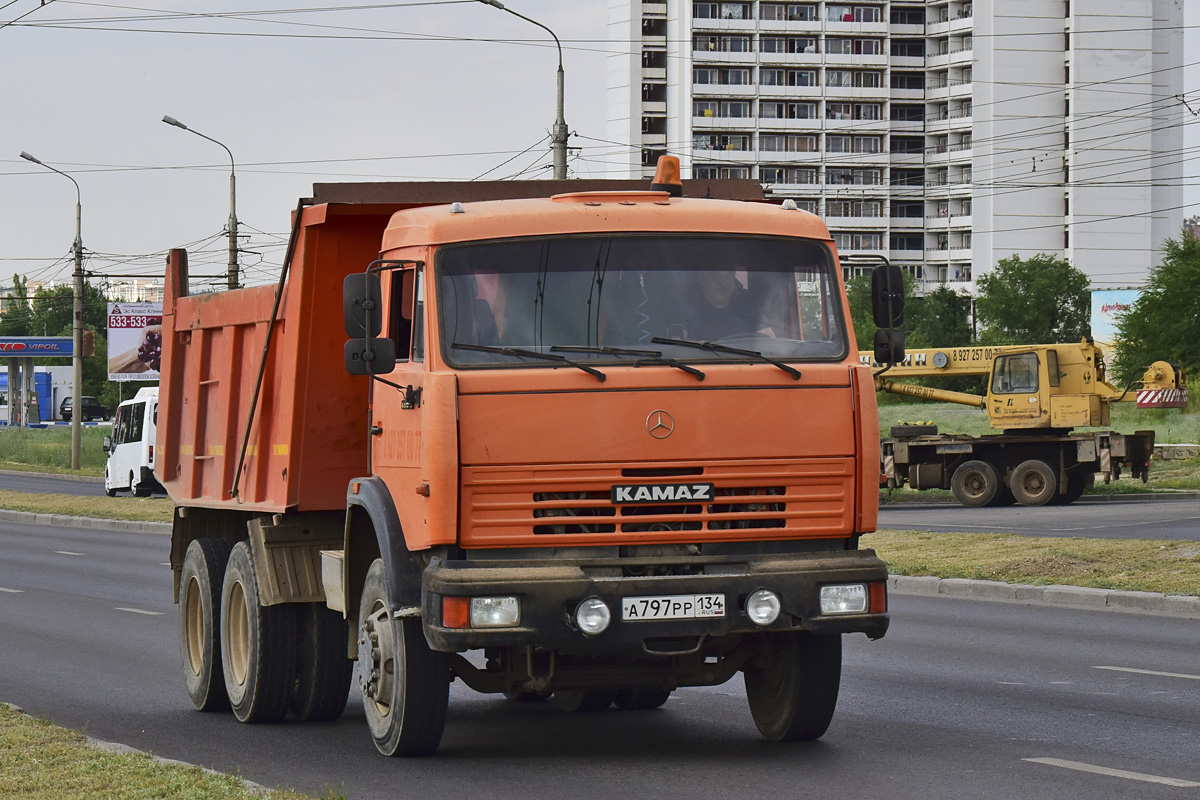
[1112,233,1200,385]
[908,286,972,348]
[0,275,32,336]
[975,254,1090,344]
[845,269,918,351]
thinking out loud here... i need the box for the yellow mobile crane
[859,339,1188,507]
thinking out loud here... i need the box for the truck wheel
[290,603,353,722]
[988,485,1016,507]
[744,632,841,741]
[951,460,1001,507]
[180,538,234,712]
[359,559,449,757]
[131,472,151,498]
[1010,460,1057,506]
[104,468,117,498]
[555,690,616,712]
[221,541,297,723]
[614,688,671,710]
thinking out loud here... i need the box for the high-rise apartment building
[607,0,1183,291]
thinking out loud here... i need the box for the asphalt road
[878,494,1200,540]
[0,470,167,498]
[1,520,1197,799]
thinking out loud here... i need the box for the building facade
[607,0,1183,291]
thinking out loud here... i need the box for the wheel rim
[227,579,249,685]
[961,469,987,500]
[183,576,204,676]
[360,601,398,721]
[1019,471,1046,497]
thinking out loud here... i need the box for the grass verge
[869,530,1200,596]
[0,490,173,523]
[0,705,332,800]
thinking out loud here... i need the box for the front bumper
[420,548,889,653]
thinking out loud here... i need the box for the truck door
[988,352,1044,427]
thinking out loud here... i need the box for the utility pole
[477,0,569,179]
[21,151,85,469]
[162,116,240,289]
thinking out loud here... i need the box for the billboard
[1090,289,1141,347]
[0,337,73,356]
[108,302,162,382]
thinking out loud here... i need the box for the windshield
[437,234,847,367]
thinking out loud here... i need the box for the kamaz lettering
[611,482,716,504]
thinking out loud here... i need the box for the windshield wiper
[452,343,606,382]
[651,337,801,381]
[551,345,705,381]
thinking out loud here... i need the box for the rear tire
[359,559,449,757]
[951,460,1001,507]
[745,632,841,741]
[555,690,616,712]
[1051,470,1091,505]
[290,603,353,722]
[613,688,671,710]
[180,538,234,712]
[1010,459,1057,506]
[104,468,117,498]
[220,541,297,723]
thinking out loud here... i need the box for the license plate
[621,593,725,621]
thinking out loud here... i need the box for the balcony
[642,67,667,81]
[693,115,757,129]
[823,53,888,68]
[889,55,925,69]
[927,51,952,69]
[824,215,888,228]
[948,213,973,228]
[642,2,667,17]
[949,248,973,262]
[822,20,888,35]
[693,84,756,97]
[824,85,889,100]
[692,148,758,163]
[691,17,756,33]
[757,117,822,130]
[927,84,951,101]
[926,214,951,230]
[889,216,924,228]
[949,80,973,98]
[692,49,756,64]
[757,51,822,66]
[949,47,973,66]
[890,249,924,263]
[889,23,924,36]
[948,145,973,162]
[641,101,666,114]
[949,15,974,34]
[890,87,924,101]
[927,19,951,35]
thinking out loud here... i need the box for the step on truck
[159,159,893,756]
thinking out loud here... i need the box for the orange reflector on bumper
[442,597,470,629]
[869,581,888,614]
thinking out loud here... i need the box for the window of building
[826,70,852,88]
[853,70,882,87]
[889,233,923,250]
[720,68,751,84]
[760,36,786,53]
[853,38,882,55]
[695,35,751,52]
[760,68,786,86]
[695,165,751,179]
[760,134,817,152]
[825,168,880,185]
[890,7,924,24]
[720,2,750,19]
[694,100,719,118]
[891,169,923,186]
[789,69,817,86]
[694,134,751,151]
[760,3,786,20]
[890,202,923,218]
[854,6,881,22]
[788,4,818,21]
[854,103,881,120]
[826,135,851,153]
[720,100,751,117]
[825,38,853,55]
[853,136,881,153]
[826,102,852,120]
[760,101,786,118]
[891,38,924,57]
[694,2,720,18]
[642,50,667,69]
[890,136,923,153]
[760,166,816,184]
[827,4,852,21]
[891,105,923,122]
[787,37,817,53]
[961,199,972,215]
[832,233,883,250]
[827,200,882,217]
[642,83,666,102]
[788,102,818,118]
[694,68,719,84]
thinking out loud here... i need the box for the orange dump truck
[160,163,892,757]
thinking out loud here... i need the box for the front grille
[462,459,853,547]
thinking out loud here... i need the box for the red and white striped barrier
[1136,388,1188,408]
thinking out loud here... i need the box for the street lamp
[476,0,569,179]
[20,151,85,471]
[162,115,240,290]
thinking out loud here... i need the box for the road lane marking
[1024,758,1200,788]
[0,587,23,593]
[1095,666,1200,681]
[114,607,164,616]
[55,551,85,556]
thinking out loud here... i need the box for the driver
[668,269,760,342]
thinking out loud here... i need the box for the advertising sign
[0,337,73,356]
[1090,289,1141,347]
[108,302,162,382]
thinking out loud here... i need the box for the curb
[1,703,267,793]
[890,575,1200,619]
[0,509,169,535]
[0,468,103,484]
[880,491,1200,509]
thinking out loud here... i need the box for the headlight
[575,597,611,635]
[470,596,521,628]
[820,584,868,615]
[746,589,781,626]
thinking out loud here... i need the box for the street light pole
[20,151,84,471]
[162,116,240,289]
[476,0,568,179]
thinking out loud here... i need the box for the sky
[1,0,613,291]
[1,0,1197,292]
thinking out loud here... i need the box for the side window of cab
[388,267,424,363]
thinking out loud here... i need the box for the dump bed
[157,204,387,512]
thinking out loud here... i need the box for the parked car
[60,395,112,422]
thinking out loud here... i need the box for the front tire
[359,559,449,757]
[744,632,841,742]
[220,541,297,723]
[179,538,234,712]
[104,468,117,497]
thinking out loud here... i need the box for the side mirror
[344,338,396,375]
[871,263,905,328]
[344,273,382,338]
[102,435,112,454]
[874,329,906,367]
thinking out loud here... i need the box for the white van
[103,387,162,497]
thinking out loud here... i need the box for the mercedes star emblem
[646,410,675,439]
